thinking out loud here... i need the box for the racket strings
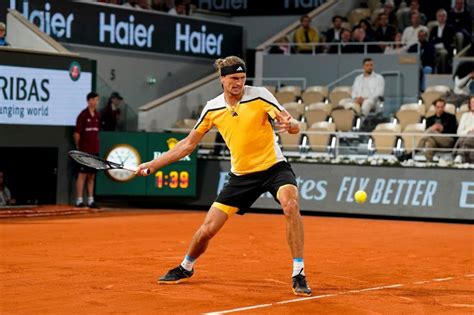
[72,154,110,170]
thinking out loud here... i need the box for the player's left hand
[275,111,292,133]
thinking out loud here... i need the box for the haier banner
[0,50,93,126]
[2,0,243,58]
[191,160,474,220]
[192,0,327,16]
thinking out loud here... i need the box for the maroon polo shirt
[75,108,100,154]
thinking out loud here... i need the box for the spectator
[417,98,457,162]
[401,11,428,47]
[0,171,15,206]
[169,0,187,15]
[136,0,150,9]
[151,0,171,12]
[384,32,407,54]
[429,9,455,74]
[269,36,291,55]
[375,13,397,43]
[454,96,474,163]
[293,15,319,54]
[449,0,472,51]
[398,0,427,32]
[383,1,397,27]
[74,92,101,209]
[122,0,142,9]
[358,19,376,42]
[0,22,8,46]
[101,92,123,131]
[350,27,367,54]
[408,30,435,91]
[328,28,356,54]
[325,15,344,43]
[352,58,385,116]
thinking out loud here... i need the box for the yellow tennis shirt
[194,86,286,175]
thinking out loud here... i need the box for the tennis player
[136,56,311,296]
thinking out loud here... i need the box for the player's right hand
[135,162,153,176]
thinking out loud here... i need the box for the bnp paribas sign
[3,0,243,58]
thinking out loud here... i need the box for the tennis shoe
[292,272,312,296]
[158,266,194,284]
[87,202,100,209]
[75,202,85,208]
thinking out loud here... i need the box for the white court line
[203,275,469,315]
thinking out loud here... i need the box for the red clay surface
[1,209,473,314]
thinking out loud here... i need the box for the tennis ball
[354,190,367,204]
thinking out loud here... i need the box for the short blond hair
[214,56,246,75]
[0,22,5,30]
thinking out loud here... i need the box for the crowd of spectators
[271,0,471,76]
[97,0,192,16]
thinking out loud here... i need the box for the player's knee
[282,198,300,217]
[198,223,217,242]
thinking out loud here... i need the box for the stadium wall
[185,160,474,220]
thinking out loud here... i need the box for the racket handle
[129,166,150,175]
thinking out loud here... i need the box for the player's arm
[275,110,300,134]
[136,129,204,175]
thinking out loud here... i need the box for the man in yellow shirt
[136,56,311,296]
[294,14,320,54]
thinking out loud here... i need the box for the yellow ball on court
[354,190,367,204]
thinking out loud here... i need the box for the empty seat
[301,86,328,104]
[305,102,332,126]
[275,85,302,104]
[283,102,305,119]
[425,85,450,94]
[371,123,401,154]
[329,86,352,107]
[279,122,306,152]
[402,123,425,153]
[331,108,355,132]
[264,85,277,96]
[395,110,423,131]
[340,100,361,115]
[400,103,426,115]
[306,121,336,152]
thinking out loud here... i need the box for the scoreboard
[96,132,196,197]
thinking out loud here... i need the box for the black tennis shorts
[215,161,297,215]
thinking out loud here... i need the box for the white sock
[180,255,196,271]
[87,196,94,204]
[76,197,83,204]
[292,258,305,277]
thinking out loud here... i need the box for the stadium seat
[421,90,445,111]
[183,118,197,128]
[331,108,355,132]
[264,85,277,96]
[329,86,352,107]
[304,102,331,126]
[370,123,401,154]
[301,86,328,104]
[279,122,306,153]
[395,109,423,131]
[400,103,426,115]
[427,103,456,116]
[402,123,425,154]
[339,100,361,115]
[283,102,305,119]
[306,121,336,152]
[425,85,450,94]
[275,86,302,104]
[348,8,371,26]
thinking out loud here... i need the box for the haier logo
[284,0,325,9]
[9,0,74,38]
[176,23,223,56]
[99,13,155,48]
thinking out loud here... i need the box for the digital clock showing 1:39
[146,134,196,197]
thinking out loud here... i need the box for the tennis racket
[68,150,150,174]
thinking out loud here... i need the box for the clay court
[1,209,473,314]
